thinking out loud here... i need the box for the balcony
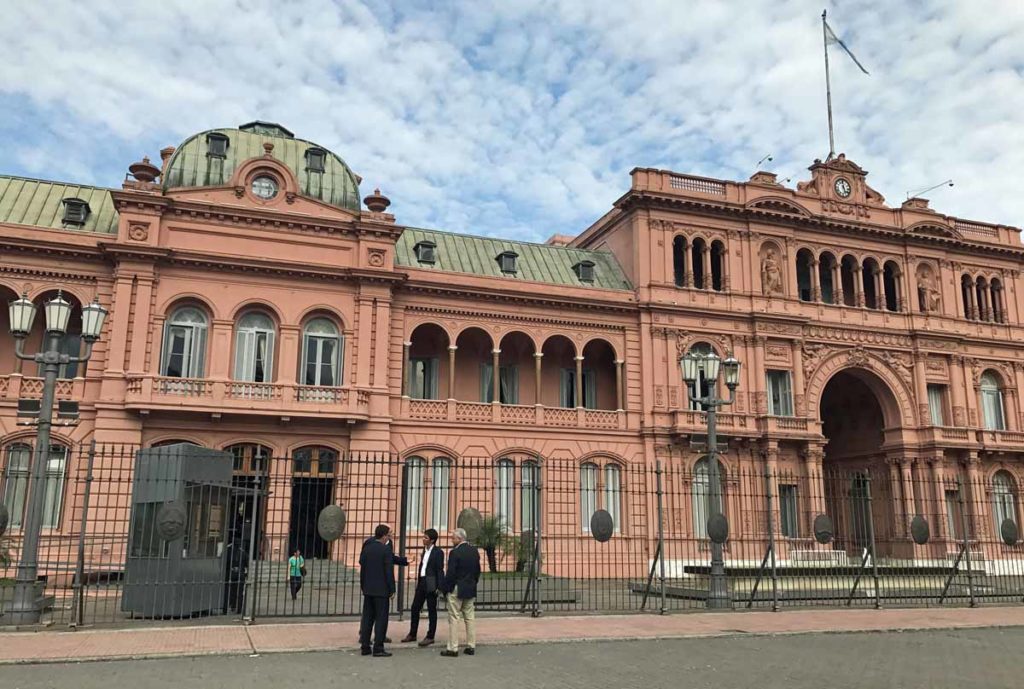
[124,375,371,421]
[672,409,759,438]
[0,374,87,402]
[402,398,628,431]
[976,428,1024,449]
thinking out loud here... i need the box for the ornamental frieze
[804,325,912,348]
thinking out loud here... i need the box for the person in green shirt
[288,549,305,601]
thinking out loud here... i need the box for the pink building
[1,123,1023,608]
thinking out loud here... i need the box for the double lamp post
[679,349,740,609]
[5,291,106,624]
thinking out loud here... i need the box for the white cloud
[0,0,1022,242]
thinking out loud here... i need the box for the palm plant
[475,514,508,573]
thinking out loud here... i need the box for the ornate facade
[2,123,1023,565]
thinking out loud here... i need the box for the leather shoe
[418,637,434,647]
[464,648,475,656]
[373,650,393,658]
[400,634,416,643]
[360,648,371,656]
[440,650,459,657]
[385,637,392,643]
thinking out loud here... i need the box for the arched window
[961,275,975,319]
[796,249,813,302]
[2,443,30,528]
[691,237,707,290]
[234,312,275,382]
[980,372,1006,430]
[840,255,858,306]
[604,464,622,533]
[819,252,837,304]
[692,457,726,539]
[495,459,514,529]
[883,261,900,312]
[301,318,342,386]
[161,306,208,378]
[431,458,451,531]
[710,241,725,292]
[976,278,990,321]
[521,460,539,532]
[862,259,880,309]
[228,443,272,476]
[991,279,1004,324]
[687,342,713,411]
[404,456,425,530]
[992,471,1017,533]
[580,462,598,531]
[672,236,688,287]
[293,445,336,477]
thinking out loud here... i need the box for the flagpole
[822,9,835,160]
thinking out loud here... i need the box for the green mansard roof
[0,175,118,234]
[396,227,632,290]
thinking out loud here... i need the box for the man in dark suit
[359,531,408,645]
[439,527,481,657]
[400,528,444,646]
[359,524,395,657]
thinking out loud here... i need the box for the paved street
[2,627,1019,689]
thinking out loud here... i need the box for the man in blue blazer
[439,527,481,657]
[359,524,395,657]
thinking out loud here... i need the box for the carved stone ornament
[760,247,784,296]
[590,509,615,543]
[910,515,930,545]
[156,501,188,541]
[316,504,347,541]
[367,248,387,268]
[916,264,942,314]
[457,507,483,543]
[707,513,729,544]
[846,345,870,368]
[0,503,8,537]
[813,513,834,544]
[127,222,149,242]
[1000,517,1019,546]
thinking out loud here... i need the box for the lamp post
[5,291,106,624]
[680,350,741,609]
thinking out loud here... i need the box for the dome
[162,121,361,211]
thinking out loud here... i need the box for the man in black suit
[359,524,395,657]
[359,531,408,645]
[400,528,444,646]
[439,527,481,657]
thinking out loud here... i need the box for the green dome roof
[162,122,361,211]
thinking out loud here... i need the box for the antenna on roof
[756,154,774,169]
[906,180,954,200]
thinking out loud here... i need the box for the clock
[251,175,279,200]
[834,177,852,198]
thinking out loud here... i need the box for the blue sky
[1,0,1022,242]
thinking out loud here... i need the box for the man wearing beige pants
[439,528,481,657]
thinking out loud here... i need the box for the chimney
[545,233,574,247]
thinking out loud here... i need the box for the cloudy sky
[1,1,1022,242]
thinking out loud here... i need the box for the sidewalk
[1,607,1022,665]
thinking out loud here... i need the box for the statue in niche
[761,248,784,296]
[917,268,942,313]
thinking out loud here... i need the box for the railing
[954,220,1000,240]
[0,374,86,401]
[407,399,447,420]
[584,409,621,429]
[979,428,1024,446]
[500,404,535,424]
[544,407,579,427]
[669,174,727,196]
[402,398,625,430]
[939,427,972,441]
[122,376,369,419]
[455,401,492,423]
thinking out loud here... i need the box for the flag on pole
[824,18,870,75]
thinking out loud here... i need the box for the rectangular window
[779,484,799,538]
[42,446,67,528]
[430,460,450,531]
[560,368,575,408]
[521,462,538,532]
[580,464,598,532]
[404,460,424,530]
[927,384,946,426]
[234,329,274,383]
[495,461,514,529]
[409,358,438,399]
[945,489,961,540]
[767,370,794,417]
[982,389,1006,430]
[481,364,519,404]
[604,464,621,533]
[2,445,30,529]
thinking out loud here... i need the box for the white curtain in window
[234,312,275,382]
[604,464,621,533]
[692,458,725,539]
[2,444,31,528]
[161,307,208,378]
[521,461,538,531]
[431,459,450,531]
[767,371,793,416]
[688,343,713,411]
[404,458,425,530]
[559,369,574,408]
[980,373,1005,430]
[927,385,946,426]
[42,446,68,528]
[495,459,514,529]
[945,490,960,539]
[410,358,438,399]
[993,472,1017,532]
[580,463,598,531]
[302,318,341,386]
[582,369,597,409]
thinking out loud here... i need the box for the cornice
[399,281,637,314]
[0,264,99,285]
[405,303,629,332]
[157,249,405,285]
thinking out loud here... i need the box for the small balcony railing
[402,398,627,430]
[0,374,86,401]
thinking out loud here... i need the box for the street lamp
[5,291,106,624]
[680,349,741,609]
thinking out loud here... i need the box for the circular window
[251,175,279,200]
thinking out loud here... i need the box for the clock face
[834,177,852,198]
[251,175,278,200]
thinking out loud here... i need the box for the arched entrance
[818,367,901,553]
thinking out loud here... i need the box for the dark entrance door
[288,446,338,560]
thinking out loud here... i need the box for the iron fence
[1,443,1023,628]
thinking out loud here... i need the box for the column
[791,339,805,415]
[928,457,947,540]
[104,273,135,375]
[964,452,987,540]
[832,260,842,305]
[853,265,865,307]
[402,341,412,397]
[752,337,766,414]
[720,246,730,291]
[701,245,712,290]
[802,443,827,532]
[873,268,884,310]
[127,275,154,373]
[533,352,543,406]
[491,349,501,403]
[1005,389,1020,431]
[809,258,821,303]
[762,441,780,538]
[949,356,966,426]
[888,459,906,536]
[979,285,990,321]
[447,345,457,400]
[615,359,624,411]
[900,458,917,527]
[574,355,584,408]
[914,355,930,426]
[966,279,978,319]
